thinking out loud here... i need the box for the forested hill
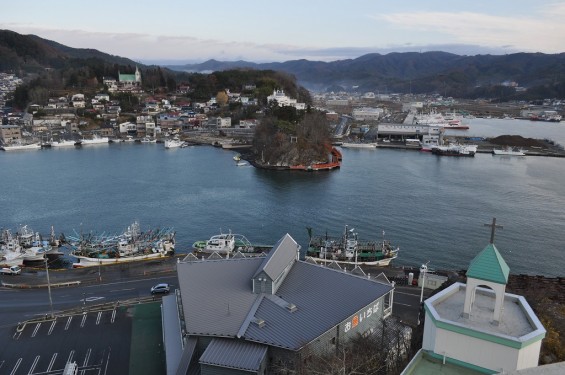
[0,29,138,72]
[167,52,565,98]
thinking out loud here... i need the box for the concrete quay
[0,255,181,289]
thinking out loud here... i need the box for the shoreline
[3,256,563,289]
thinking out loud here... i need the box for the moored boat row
[1,225,63,267]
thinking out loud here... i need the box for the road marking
[80,314,87,328]
[109,288,135,292]
[395,291,422,297]
[96,312,102,325]
[0,360,4,369]
[10,358,21,375]
[84,276,168,288]
[47,353,58,372]
[103,348,111,375]
[31,323,41,338]
[394,302,413,307]
[27,355,40,374]
[65,316,73,330]
[111,309,116,323]
[13,331,21,340]
[67,350,75,364]
[83,348,92,366]
[85,296,105,302]
[48,320,57,335]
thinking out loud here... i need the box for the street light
[420,262,429,303]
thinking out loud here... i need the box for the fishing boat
[0,226,52,266]
[79,135,109,145]
[140,137,157,143]
[67,221,175,267]
[164,138,184,149]
[192,231,272,254]
[305,225,399,266]
[50,139,78,147]
[431,143,477,157]
[492,146,526,156]
[1,141,41,151]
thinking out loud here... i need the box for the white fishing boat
[1,142,41,151]
[140,137,157,143]
[192,231,272,254]
[432,143,477,157]
[50,139,78,147]
[80,135,109,145]
[0,226,50,266]
[492,146,526,156]
[164,138,184,149]
[67,221,175,267]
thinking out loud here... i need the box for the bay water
[1,118,564,276]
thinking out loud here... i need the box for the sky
[1,1,564,64]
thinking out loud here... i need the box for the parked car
[150,283,170,294]
[1,265,21,275]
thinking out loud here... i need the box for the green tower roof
[466,243,510,284]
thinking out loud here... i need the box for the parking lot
[0,302,164,375]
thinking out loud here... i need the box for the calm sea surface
[1,118,564,276]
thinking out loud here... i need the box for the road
[0,274,178,327]
[0,273,176,375]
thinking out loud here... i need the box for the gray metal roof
[177,257,264,337]
[199,338,267,372]
[252,233,298,281]
[162,295,184,375]
[243,261,393,350]
[176,234,393,351]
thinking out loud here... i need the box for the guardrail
[16,296,159,332]
[1,280,82,289]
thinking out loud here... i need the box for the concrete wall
[428,324,540,372]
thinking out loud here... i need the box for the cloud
[374,6,565,54]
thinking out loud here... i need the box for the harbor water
[1,118,564,276]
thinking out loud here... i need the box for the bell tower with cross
[462,218,510,325]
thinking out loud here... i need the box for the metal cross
[484,218,503,243]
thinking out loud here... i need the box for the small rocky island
[247,112,341,170]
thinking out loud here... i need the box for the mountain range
[165,52,565,95]
[1,29,564,98]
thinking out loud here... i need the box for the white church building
[403,220,546,374]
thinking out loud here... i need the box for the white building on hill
[267,89,306,110]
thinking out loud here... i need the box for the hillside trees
[252,111,331,166]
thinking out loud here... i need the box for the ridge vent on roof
[286,303,297,313]
[251,317,265,328]
[266,294,298,313]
